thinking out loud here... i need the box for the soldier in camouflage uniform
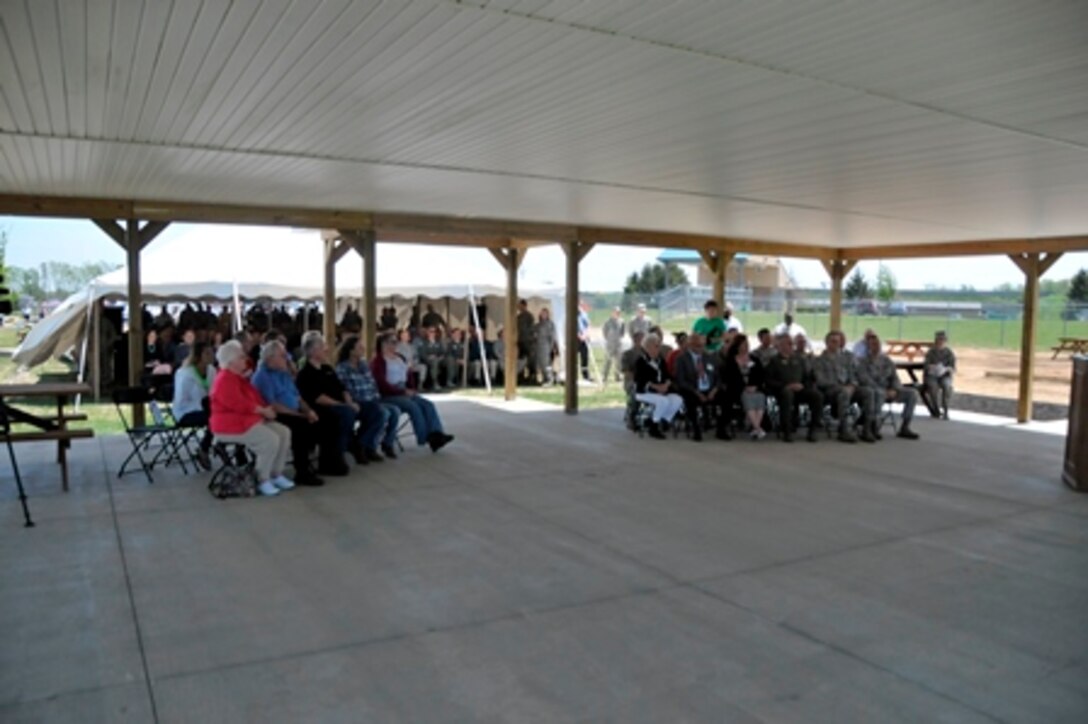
[813,331,876,443]
[417,326,446,390]
[765,333,824,442]
[445,328,467,388]
[923,330,956,420]
[601,307,625,383]
[856,334,920,440]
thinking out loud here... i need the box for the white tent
[13,226,564,368]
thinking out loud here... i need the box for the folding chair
[394,412,413,452]
[112,387,189,483]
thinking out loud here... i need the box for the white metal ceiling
[1,0,1086,248]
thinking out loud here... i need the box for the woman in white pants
[633,333,684,439]
[209,340,294,497]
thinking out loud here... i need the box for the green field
[589,309,1088,351]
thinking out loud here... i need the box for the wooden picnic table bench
[1051,337,1088,359]
[885,340,932,361]
[0,382,94,492]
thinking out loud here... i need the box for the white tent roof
[13,226,561,367]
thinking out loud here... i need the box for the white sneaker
[258,481,280,497]
[272,475,295,491]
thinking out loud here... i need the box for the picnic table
[885,340,932,361]
[1051,337,1088,359]
[0,382,94,493]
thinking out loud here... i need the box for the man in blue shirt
[251,341,324,486]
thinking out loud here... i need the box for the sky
[3,216,1086,292]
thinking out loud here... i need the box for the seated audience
[766,333,824,443]
[751,327,777,366]
[467,326,498,384]
[417,326,446,390]
[336,335,401,461]
[172,341,216,469]
[666,332,688,377]
[672,333,728,441]
[396,329,428,386]
[372,334,454,452]
[773,312,806,339]
[208,340,294,497]
[634,332,684,439]
[924,331,956,420]
[296,331,375,475]
[174,328,196,368]
[852,328,875,358]
[251,340,324,486]
[813,331,876,443]
[721,334,768,440]
[493,328,526,381]
[856,333,920,440]
[445,328,467,388]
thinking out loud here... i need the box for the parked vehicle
[851,299,880,316]
[886,301,908,316]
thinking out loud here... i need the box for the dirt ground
[953,347,1073,404]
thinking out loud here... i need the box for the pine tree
[844,268,871,300]
[876,264,897,303]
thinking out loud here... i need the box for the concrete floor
[2,398,1087,723]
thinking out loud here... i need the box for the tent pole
[468,285,491,394]
[75,282,95,410]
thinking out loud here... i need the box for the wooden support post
[323,238,337,344]
[360,230,377,356]
[822,259,857,332]
[92,217,168,422]
[489,247,522,401]
[1009,251,1063,423]
[125,219,144,424]
[562,241,594,414]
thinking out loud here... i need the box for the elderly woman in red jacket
[209,339,294,497]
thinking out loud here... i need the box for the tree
[7,260,118,302]
[1066,268,1088,320]
[622,262,688,295]
[843,268,871,300]
[0,228,15,313]
[876,264,897,303]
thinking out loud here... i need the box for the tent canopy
[13,227,562,368]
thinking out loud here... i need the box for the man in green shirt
[692,300,726,353]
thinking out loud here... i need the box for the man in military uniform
[856,334,920,440]
[445,328,467,388]
[515,299,536,382]
[765,333,824,442]
[417,326,446,390]
[924,330,956,420]
[628,303,652,341]
[813,330,876,443]
[601,307,625,383]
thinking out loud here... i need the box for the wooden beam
[1039,252,1064,276]
[1008,253,1032,276]
[503,249,519,402]
[323,238,337,344]
[562,241,580,414]
[575,241,595,263]
[92,218,125,247]
[824,259,853,332]
[488,248,512,270]
[1013,253,1041,423]
[697,251,720,274]
[575,226,833,259]
[137,220,170,250]
[125,218,144,426]
[375,213,575,245]
[845,236,1088,260]
[360,231,377,357]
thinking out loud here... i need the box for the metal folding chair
[112,387,189,483]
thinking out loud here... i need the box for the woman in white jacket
[172,341,217,469]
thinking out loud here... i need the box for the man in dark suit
[672,333,730,441]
